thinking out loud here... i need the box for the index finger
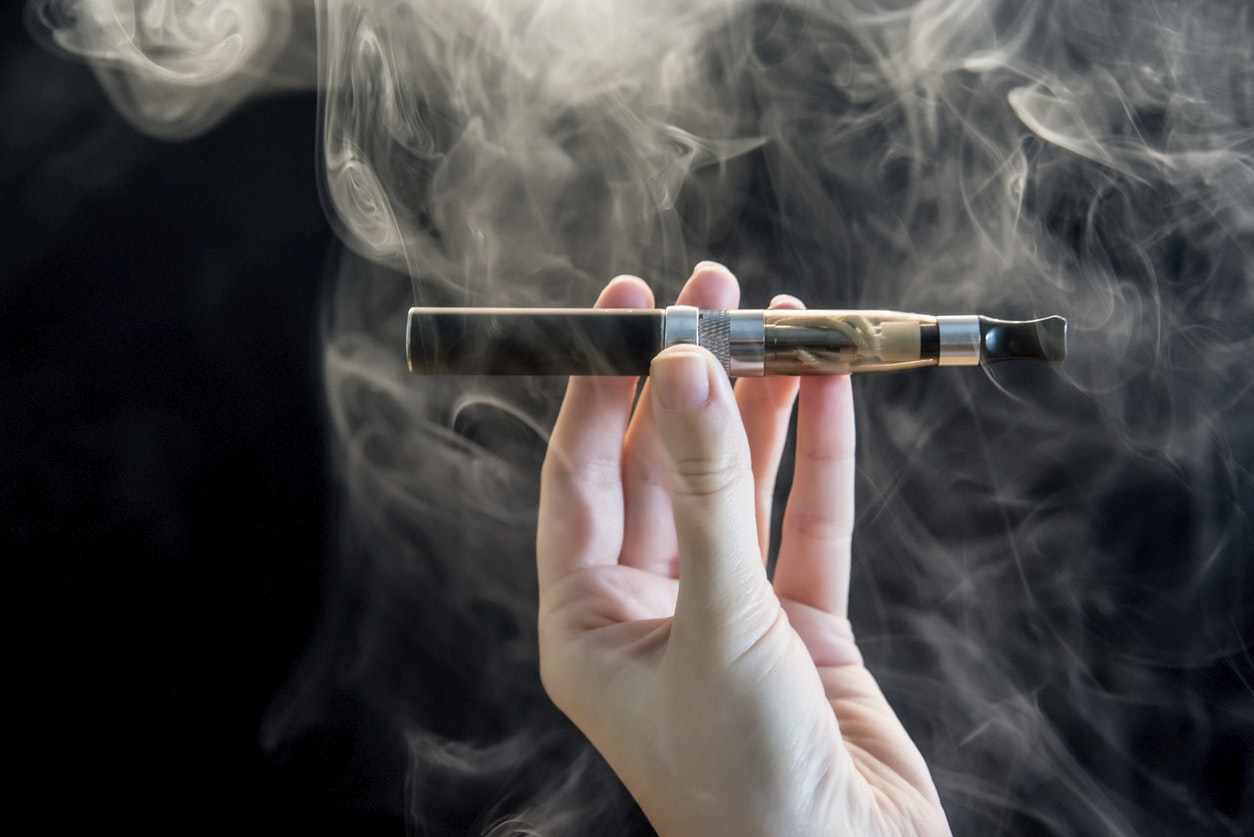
[536,276,653,592]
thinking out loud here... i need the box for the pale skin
[536,262,951,837]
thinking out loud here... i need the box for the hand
[536,262,950,837]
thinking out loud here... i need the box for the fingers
[620,262,739,575]
[734,294,803,562]
[537,275,654,592]
[649,345,775,646]
[771,374,856,618]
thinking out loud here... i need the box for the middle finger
[734,294,803,563]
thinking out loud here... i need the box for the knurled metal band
[699,310,731,373]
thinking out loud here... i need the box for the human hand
[536,262,951,836]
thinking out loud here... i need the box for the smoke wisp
[27,0,1254,834]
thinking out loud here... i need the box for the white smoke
[25,0,320,138]
[28,0,1254,834]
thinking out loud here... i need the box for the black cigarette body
[406,306,1067,377]
[408,309,663,375]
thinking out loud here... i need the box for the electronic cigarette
[406,306,1067,376]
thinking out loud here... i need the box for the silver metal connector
[936,315,982,366]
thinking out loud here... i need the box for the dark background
[0,5,396,830]
[5,4,1253,834]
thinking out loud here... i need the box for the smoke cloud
[28,0,1253,834]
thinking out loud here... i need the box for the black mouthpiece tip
[979,315,1067,364]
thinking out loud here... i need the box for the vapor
[29,0,1253,834]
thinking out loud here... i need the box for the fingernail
[769,293,803,309]
[652,347,711,411]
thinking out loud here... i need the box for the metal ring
[663,305,700,347]
[699,310,731,373]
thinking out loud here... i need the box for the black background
[6,4,1253,834]
[0,5,395,830]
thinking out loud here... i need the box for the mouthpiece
[406,306,1068,377]
[978,315,1068,364]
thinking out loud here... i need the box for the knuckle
[542,452,622,488]
[669,453,749,498]
[787,509,852,545]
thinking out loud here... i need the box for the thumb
[650,345,776,648]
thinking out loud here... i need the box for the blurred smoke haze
[9,0,1253,834]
